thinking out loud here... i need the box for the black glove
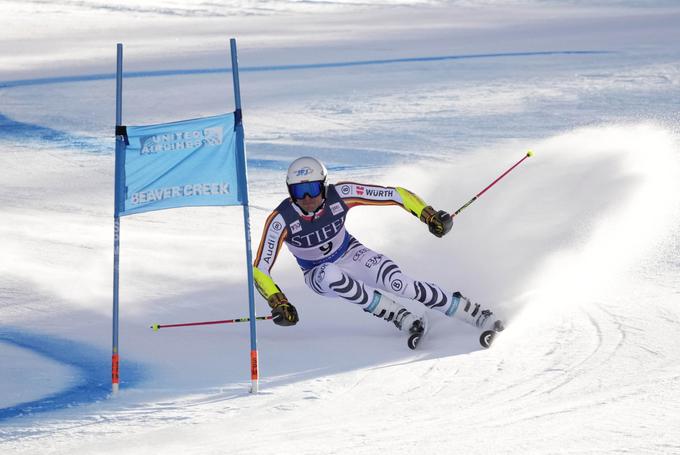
[268,292,299,326]
[420,206,453,238]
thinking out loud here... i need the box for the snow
[0,342,78,409]
[2,0,680,453]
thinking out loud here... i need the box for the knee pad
[307,262,345,294]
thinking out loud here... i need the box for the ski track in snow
[0,50,611,89]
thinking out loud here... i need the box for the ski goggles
[289,181,324,200]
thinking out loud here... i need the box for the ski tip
[479,330,496,349]
[527,150,534,157]
[151,324,160,332]
[406,314,428,350]
[408,333,421,350]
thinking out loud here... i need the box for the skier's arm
[395,187,453,238]
[253,210,299,326]
[252,266,280,301]
[336,182,452,237]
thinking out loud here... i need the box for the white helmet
[286,156,328,203]
[286,156,328,185]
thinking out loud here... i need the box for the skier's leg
[303,262,419,331]
[304,262,371,305]
[336,245,497,330]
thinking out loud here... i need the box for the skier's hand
[271,302,299,326]
[268,292,299,326]
[420,206,453,238]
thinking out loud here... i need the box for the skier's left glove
[420,206,453,238]
[268,292,299,326]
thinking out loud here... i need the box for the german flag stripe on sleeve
[271,229,288,266]
[344,197,402,209]
[254,210,279,265]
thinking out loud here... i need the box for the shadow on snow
[0,327,144,422]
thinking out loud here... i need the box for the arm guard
[253,266,282,301]
[395,187,429,219]
[396,187,447,231]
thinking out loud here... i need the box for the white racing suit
[253,182,494,330]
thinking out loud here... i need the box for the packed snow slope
[1,1,680,454]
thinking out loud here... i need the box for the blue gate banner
[116,113,244,216]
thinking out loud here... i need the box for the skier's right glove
[268,292,299,326]
[420,206,453,238]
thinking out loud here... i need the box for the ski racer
[253,156,500,340]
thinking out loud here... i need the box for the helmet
[286,156,328,185]
[286,156,328,201]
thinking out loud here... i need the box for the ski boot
[447,292,503,348]
[364,291,427,349]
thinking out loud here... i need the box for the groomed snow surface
[1,1,680,454]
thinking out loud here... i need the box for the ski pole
[151,316,273,331]
[451,150,533,218]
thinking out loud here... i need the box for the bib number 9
[320,241,333,256]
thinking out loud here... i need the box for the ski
[479,320,505,349]
[407,315,429,350]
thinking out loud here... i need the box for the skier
[253,156,501,347]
